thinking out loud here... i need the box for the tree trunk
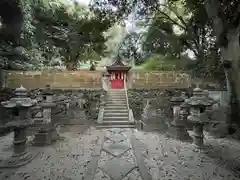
[221,29,240,131]
[204,0,240,132]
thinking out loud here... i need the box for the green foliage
[143,53,194,71]
[0,0,121,70]
[143,54,177,71]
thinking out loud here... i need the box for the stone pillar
[0,86,38,168]
[168,96,192,141]
[185,88,214,148]
[33,85,57,146]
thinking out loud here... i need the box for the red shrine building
[106,56,131,89]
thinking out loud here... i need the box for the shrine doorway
[110,72,125,89]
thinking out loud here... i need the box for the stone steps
[103,109,129,113]
[99,121,134,125]
[104,106,128,110]
[103,116,129,121]
[99,89,134,127]
[105,103,127,106]
[96,124,136,129]
[104,112,129,117]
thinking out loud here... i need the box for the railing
[124,79,129,110]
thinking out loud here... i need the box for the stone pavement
[0,126,240,180]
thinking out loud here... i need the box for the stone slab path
[0,126,240,180]
[85,128,151,180]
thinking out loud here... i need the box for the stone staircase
[97,89,135,128]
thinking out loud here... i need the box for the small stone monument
[33,85,58,146]
[185,88,214,148]
[0,86,38,168]
[168,95,192,141]
[141,99,167,131]
[77,93,86,109]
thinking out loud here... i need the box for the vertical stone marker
[33,84,58,146]
[0,85,38,168]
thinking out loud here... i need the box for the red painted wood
[111,79,124,89]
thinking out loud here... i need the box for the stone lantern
[0,86,38,167]
[185,87,214,147]
[168,95,191,141]
[33,85,58,146]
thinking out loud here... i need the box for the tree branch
[204,0,224,41]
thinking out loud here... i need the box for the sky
[75,0,90,5]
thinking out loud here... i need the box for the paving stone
[101,158,136,180]
[133,130,240,180]
[107,128,125,134]
[94,168,110,180]
[106,133,127,143]
[103,143,130,157]
[122,168,142,180]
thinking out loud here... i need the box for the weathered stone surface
[128,89,184,128]
[133,130,240,180]
[106,133,127,143]
[101,158,136,180]
[1,126,101,180]
[1,126,239,180]
[103,143,130,157]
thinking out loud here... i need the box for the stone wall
[127,88,191,121]
[5,70,103,89]
[4,70,192,89]
[128,71,191,89]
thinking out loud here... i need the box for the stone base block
[167,125,192,142]
[192,136,204,148]
[33,127,60,146]
[33,131,52,146]
[0,151,38,168]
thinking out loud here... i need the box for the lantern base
[192,136,204,148]
[167,124,192,142]
[33,126,60,146]
[0,151,38,168]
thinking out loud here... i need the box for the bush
[143,54,177,71]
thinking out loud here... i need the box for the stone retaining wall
[0,88,104,128]
[127,88,190,121]
[4,70,191,89]
[128,71,191,89]
[5,70,103,89]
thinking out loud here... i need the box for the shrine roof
[106,55,131,71]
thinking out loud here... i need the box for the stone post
[0,86,38,168]
[168,95,191,141]
[185,88,214,148]
[33,85,57,146]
